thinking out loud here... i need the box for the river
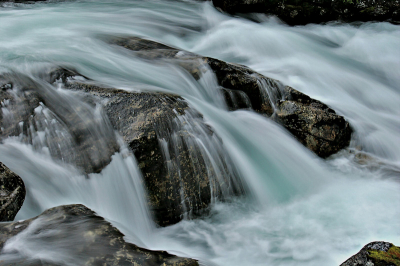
[0,0,399,265]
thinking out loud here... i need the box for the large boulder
[108,36,352,158]
[340,241,400,266]
[1,68,243,227]
[211,0,400,25]
[0,162,25,221]
[56,77,243,227]
[0,204,199,266]
[0,72,119,174]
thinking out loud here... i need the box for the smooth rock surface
[341,241,400,266]
[0,204,199,266]
[0,162,25,221]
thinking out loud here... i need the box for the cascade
[0,0,399,265]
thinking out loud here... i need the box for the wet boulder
[0,162,25,221]
[340,241,400,266]
[0,204,199,266]
[61,80,243,227]
[211,0,400,25]
[108,37,352,158]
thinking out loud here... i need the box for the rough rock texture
[0,72,119,174]
[341,241,400,266]
[274,86,352,158]
[109,36,352,158]
[211,0,400,25]
[0,162,25,221]
[0,204,199,266]
[61,80,243,227]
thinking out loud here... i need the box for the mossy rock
[341,241,400,266]
[369,245,400,266]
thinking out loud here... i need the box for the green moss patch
[369,245,400,266]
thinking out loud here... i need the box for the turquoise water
[0,0,399,265]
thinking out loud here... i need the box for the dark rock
[108,36,352,158]
[0,162,25,222]
[274,86,352,158]
[0,72,119,174]
[340,241,400,266]
[0,204,199,266]
[205,56,282,114]
[62,80,243,227]
[211,0,400,25]
[221,87,252,111]
[44,67,87,84]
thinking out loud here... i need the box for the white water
[0,0,399,265]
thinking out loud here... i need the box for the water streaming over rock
[0,0,399,265]
[156,109,244,214]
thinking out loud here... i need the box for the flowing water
[0,0,399,265]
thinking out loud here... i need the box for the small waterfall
[156,108,245,220]
[0,70,154,248]
[255,75,284,115]
[221,88,252,111]
[0,134,154,245]
[0,142,155,265]
[0,71,119,174]
[0,1,399,265]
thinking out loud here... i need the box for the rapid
[0,0,399,265]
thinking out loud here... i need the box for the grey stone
[0,162,25,221]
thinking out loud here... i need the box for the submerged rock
[211,0,400,25]
[340,241,400,266]
[0,162,25,222]
[0,204,199,265]
[60,79,244,227]
[108,36,352,158]
[0,72,119,174]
